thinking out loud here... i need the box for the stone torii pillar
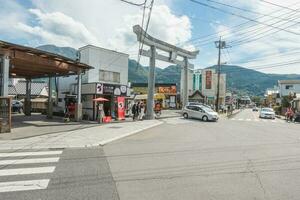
[0,55,9,97]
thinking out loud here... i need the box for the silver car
[259,108,275,119]
[182,105,219,121]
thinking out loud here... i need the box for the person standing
[136,102,141,120]
[131,103,137,120]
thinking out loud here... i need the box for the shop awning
[134,93,165,100]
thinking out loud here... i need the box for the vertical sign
[117,96,125,120]
[205,71,212,89]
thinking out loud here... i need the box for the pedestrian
[136,102,141,120]
[139,102,145,120]
[131,103,137,120]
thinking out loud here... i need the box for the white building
[56,45,129,120]
[278,80,300,97]
[201,68,226,105]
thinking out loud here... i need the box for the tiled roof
[14,81,48,96]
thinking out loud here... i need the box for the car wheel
[202,115,208,122]
[183,113,188,119]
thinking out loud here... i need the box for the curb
[97,121,163,146]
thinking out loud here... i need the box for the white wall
[79,45,129,85]
[279,83,300,97]
[201,69,226,100]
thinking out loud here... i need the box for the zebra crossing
[0,149,62,193]
[230,118,285,123]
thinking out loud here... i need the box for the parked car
[252,107,258,111]
[294,112,300,123]
[11,100,23,113]
[182,105,218,121]
[259,108,275,119]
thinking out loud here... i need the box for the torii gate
[133,25,199,119]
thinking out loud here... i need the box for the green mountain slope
[36,45,300,96]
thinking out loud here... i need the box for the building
[291,93,300,112]
[201,68,226,105]
[264,86,280,107]
[278,80,300,97]
[193,69,202,91]
[131,83,177,108]
[56,45,129,120]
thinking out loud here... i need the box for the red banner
[117,97,125,120]
[205,71,212,89]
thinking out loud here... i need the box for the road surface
[1,108,300,200]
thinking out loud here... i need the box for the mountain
[37,45,78,60]
[36,44,300,96]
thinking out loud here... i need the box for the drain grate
[108,126,122,129]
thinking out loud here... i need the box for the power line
[190,0,300,35]
[181,1,300,47]
[120,0,146,6]
[259,0,300,12]
[229,12,300,46]
[136,0,154,69]
[202,0,299,23]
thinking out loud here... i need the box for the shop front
[131,83,177,109]
[81,82,129,121]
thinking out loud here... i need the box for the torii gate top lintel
[133,25,199,59]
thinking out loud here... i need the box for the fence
[0,97,11,133]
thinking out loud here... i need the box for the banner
[205,71,212,89]
[117,96,125,120]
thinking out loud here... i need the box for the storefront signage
[96,83,128,96]
[205,71,212,89]
[96,83,103,94]
[158,86,176,94]
[117,97,125,120]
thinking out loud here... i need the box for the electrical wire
[184,2,300,47]
[259,0,300,12]
[190,0,300,36]
[202,0,299,23]
[120,0,146,6]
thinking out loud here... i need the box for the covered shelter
[0,40,92,132]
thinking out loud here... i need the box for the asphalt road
[104,109,300,200]
[1,109,300,200]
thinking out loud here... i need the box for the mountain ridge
[36,44,300,96]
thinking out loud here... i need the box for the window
[285,85,294,89]
[99,70,120,83]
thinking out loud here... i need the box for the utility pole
[215,37,227,112]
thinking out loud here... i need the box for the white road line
[238,119,243,121]
[231,118,236,120]
[0,179,50,193]
[246,119,251,121]
[0,166,55,176]
[0,157,60,166]
[0,151,62,158]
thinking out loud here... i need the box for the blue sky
[0,0,299,74]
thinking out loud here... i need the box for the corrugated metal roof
[278,80,300,84]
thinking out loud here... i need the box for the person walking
[139,102,145,120]
[136,102,141,120]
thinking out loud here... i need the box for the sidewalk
[0,120,163,150]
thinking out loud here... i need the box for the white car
[259,108,275,119]
[182,105,219,121]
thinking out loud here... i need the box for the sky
[0,0,299,74]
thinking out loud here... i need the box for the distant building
[240,96,251,105]
[264,86,280,106]
[201,68,226,105]
[278,80,300,97]
[193,69,202,91]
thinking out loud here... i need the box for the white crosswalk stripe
[230,118,285,123]
[0,150,62,193]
